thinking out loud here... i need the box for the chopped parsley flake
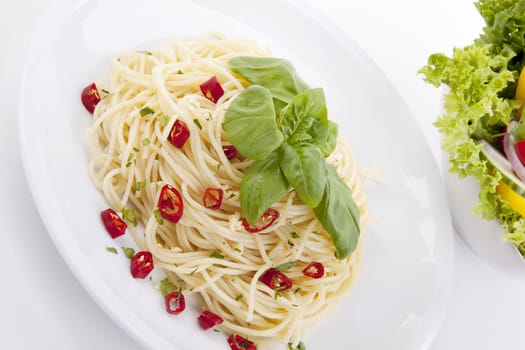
[193,118,203,130]
[227,192,236,199]
[157,115,170,127]
[121,246,135,259]
[290,232,299,239]
[159,278,177,297]
[121,207,137,226]
[137,50,152,55]
[234,247,242,253]
[106,247,118,255]
[275,260,297,272]
[235,293,243,301]
[139,106,155,116]
[135,181,146,192]
[142,138,151,146]
[153,209,164,225]
[210,252,224,259]
[177,69,184,74]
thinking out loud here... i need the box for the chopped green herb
[290,232,299,239]
[234,247,242,253]
[294,287,302,294]
[121,207,137,226]
[210,252,225,259]
[126,161,133,168]
[216,163,222,171]
[287,240,295,248]
[231,277,236,283]
[159,278,177,297]
[275,260,297,272]
[177,69,184,74]
[139,106,155,117]
[135,181,146,192]
[193,118,203,130]
[157,115,170,127]
[274,290,281,299]
[235,293,243,301]
[190,267,198,275]
[227,192,237,199]
[127,152,135,163]
[132,147,140,152]
[137,50,152,55]
[142,138,151,146]
[213,329,221,333]
[153,209,164,225]
[121,246,135,259]
[106,247,118,255]
[288,341,306,350]
[292,304,298,307]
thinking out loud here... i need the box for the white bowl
[442,152,525,278]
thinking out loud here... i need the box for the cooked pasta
[87,33,368,348]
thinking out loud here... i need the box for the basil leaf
[278,88,327,139]
[311,120,338,157]
[240,152,290,224]
[224,85,284,160]
[278,88,337,156]
[314,165,360,259]
[229,57,309,113]
[279,143,327,207]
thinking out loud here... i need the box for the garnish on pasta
[85,33,368,349]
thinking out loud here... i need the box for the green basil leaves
[224,85,283,160]
[225,56,360,259]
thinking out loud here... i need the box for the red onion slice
[503,120,525,182]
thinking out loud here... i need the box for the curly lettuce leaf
[419,37,525,252]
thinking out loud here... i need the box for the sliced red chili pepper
[227,334,257,350]
[200,76,224,103]
[302,261,325,279]
[157,184,184,223]
[81,82,101,113]
[203,188,223,210]
[168,120,190,148]
[130,251,154,279]
[198,310,223,330]
[515,140,525,166]
[259,267,292,291]
[165,290,186,315]
[223,145,238,160]
[100,208,127,238]
[242,208,279,233]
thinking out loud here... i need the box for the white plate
[18,0,454,349]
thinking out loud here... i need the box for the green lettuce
[420,0,525,254]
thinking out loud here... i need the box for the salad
[420,0,525,255]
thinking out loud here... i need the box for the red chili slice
[165,291,186,315]
[515,140,525,166]
[302,261,325,279]
[198,310,224,330]
[130,251,154,279]
[242,208,279,233]
[200,76,224,103]
[227,334,257,350]
[203,188,223,209]
[168,120,190,148]
[259,267,292,291]
[100,208,127,238]
[81,82,101,113]
[157,184,184,223]
[223,145,238,160]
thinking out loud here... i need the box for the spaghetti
[87,33,368,348]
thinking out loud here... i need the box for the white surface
[17,1,454,349]
[1,1,524,350]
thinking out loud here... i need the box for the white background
[1,0,525,349]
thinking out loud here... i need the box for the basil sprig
[224,57,360,259]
